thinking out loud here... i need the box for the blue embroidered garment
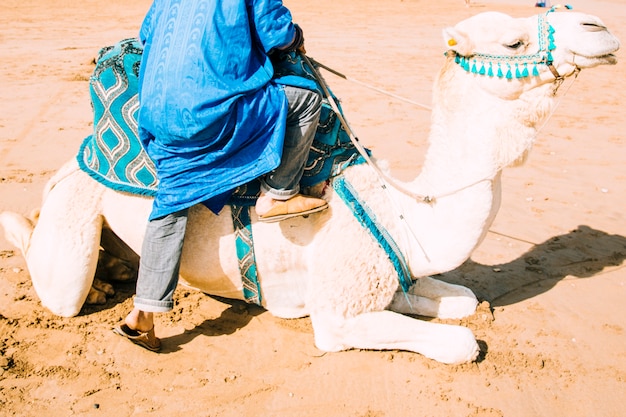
[138,0,296,219]
[78,38,364,207]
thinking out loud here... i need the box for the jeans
[134,85,322,312]
[134,208,188,312]
[260,85,322,200]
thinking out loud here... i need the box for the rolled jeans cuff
[260,178,300,200]
[133,297,173,313]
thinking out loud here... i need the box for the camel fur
[0,10,620,364]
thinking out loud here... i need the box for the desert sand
[0,0,625,416]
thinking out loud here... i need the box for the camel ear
[443,27,473,56]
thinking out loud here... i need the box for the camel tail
[0,211,35,256]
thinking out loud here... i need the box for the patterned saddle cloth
[77,38,365,204]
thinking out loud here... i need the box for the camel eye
[506,40,524,50]
[581,22,606,32]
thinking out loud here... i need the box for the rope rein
[308,58,433,111]
[302,55,443,205]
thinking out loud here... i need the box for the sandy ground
[1,0,625,416]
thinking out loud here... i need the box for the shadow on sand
[436,225,626,307]
[159,296,266,353]
[83,225,625,354]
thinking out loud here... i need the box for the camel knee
[310,312,350,352]
[435,291,478,319]
[390,289,478,319]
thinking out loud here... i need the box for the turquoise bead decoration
[448,8,565,80]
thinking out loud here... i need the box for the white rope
[302,55,433,262]
[309,58,432,111]
[536,67,580,135]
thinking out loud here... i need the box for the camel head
[432,7,620,169]
[442,7,619,98]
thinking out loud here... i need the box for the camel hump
[42,159,81,202]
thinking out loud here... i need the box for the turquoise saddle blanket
[77,38,364,204]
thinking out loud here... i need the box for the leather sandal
[257,194,328,223]
[113,323,161,352]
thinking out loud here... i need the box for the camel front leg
[310,310,480,364]
[388,276,478,319]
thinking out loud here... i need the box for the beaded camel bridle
[447,5,575,85]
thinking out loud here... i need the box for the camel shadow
[435,225,626,307]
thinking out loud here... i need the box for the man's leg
[256,86,328,222]
[117,208,188,349]
[262,86,322,196]
[133,208,189,314]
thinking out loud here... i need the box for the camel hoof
[97,250,137,282]
[436,293,479,319]
[107,262,137,281]
[92,278,115,296]
[428,325,480,365]
[85,287,107,305]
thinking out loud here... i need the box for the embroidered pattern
[332,176,413,293]
[78,38,158,196]
[77,39,363,199]
[231,205,262,304]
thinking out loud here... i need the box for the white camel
[0,10,619,364]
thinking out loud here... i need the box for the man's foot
[124,309,154,333]
[113,323,161,352]
[113,309,160,351]
[256,194,328,223]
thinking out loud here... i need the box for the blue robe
[138,0,296,219]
